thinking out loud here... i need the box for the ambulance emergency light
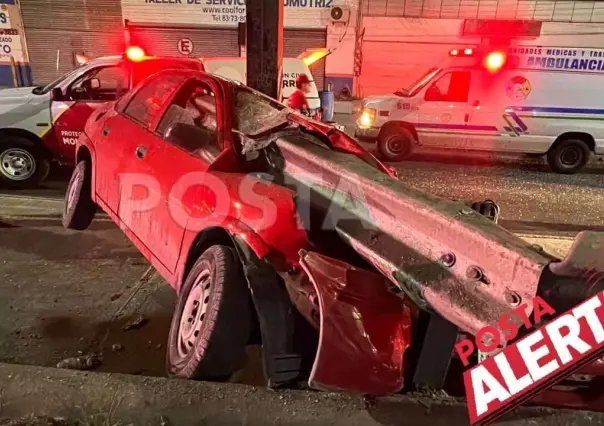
[449,48,474,56]
[125,46,146,62]
[484,51,506,72]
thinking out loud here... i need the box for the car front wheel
[62,160,96,230]
[167,244,252,380]
[0,137,50,188]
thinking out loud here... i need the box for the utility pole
[245,0,284,100]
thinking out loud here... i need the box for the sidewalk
[1,362,602,426]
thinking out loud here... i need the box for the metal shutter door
[284,29,327,91]
[20,0,123,84]
[129,27,239,58]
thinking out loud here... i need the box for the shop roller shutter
[128,26,240,58]
[284,28,327,90]
[20,0,123,84]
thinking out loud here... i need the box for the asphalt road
[333,113,604,235]
[8,148,603,237]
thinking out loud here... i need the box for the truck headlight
[358,108,376,129]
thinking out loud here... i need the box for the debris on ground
[56,354,102,371]
[112,343,124,352]
[121,315,148,331]
[0,414,168,426]
[407,387,451,401]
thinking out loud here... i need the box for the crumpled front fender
[299,250,413,395]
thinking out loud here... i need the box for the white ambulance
[355,47,604,174]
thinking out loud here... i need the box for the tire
[62,160,96,230]
[547,139,591,174]
[167,245,252,380]
[377,125,415,162]
[0,137,51,188]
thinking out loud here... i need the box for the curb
[0,363,603,426]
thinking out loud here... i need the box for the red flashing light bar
[462,19,542,38]
[450,48,474,56]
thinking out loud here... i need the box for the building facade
[356,0,604,96]
[7,0,604,95]
[13,0,359,89]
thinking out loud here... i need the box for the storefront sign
[0,28,24,62]
[122,0,342,28]
[511,46,604,73]
[0,5,10,30]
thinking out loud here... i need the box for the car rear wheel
[377,125,414,162]
[62,160,96,230]
[0,137,50,188]
[547,138,590,174]
[167,244,252,380]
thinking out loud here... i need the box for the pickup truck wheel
[0,138,50,188]
[167,244,252,380]
[62,160,96,230]
[547,139,590,174]
[378,126,414,162]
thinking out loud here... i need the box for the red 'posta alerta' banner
[464,291,604,425]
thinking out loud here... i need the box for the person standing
[287,74,312,116]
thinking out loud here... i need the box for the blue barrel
[319,90,335,122]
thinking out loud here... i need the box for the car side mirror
[50,87,64,101]
[165,122,215,153]
[88,78,101,90]
[82,78,100,90]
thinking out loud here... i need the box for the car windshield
[32,66,85,95]
[233,85,289,136]
[394,67,440,97]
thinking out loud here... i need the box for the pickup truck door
[51,65,127,163]
[416,70,472,148]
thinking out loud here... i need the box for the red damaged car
[62,68,604,406]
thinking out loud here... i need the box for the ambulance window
[425,71,471,103]
[123,73,186,129]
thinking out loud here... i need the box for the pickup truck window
[68,66,128,102]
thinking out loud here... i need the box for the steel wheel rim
[561,146,582,167]
[177,268,212,359]
[66,167,81,209]
[387,137,405,154]
[0,148,36,181]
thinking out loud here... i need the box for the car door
[51,65,128,163]
[416,70,472,148]
[108,72,190,264]
[140,75,225,273]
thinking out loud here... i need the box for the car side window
[156,78,220,161]
[424,71,471,103]
[67,66,127,102]
[123,74,186,129]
